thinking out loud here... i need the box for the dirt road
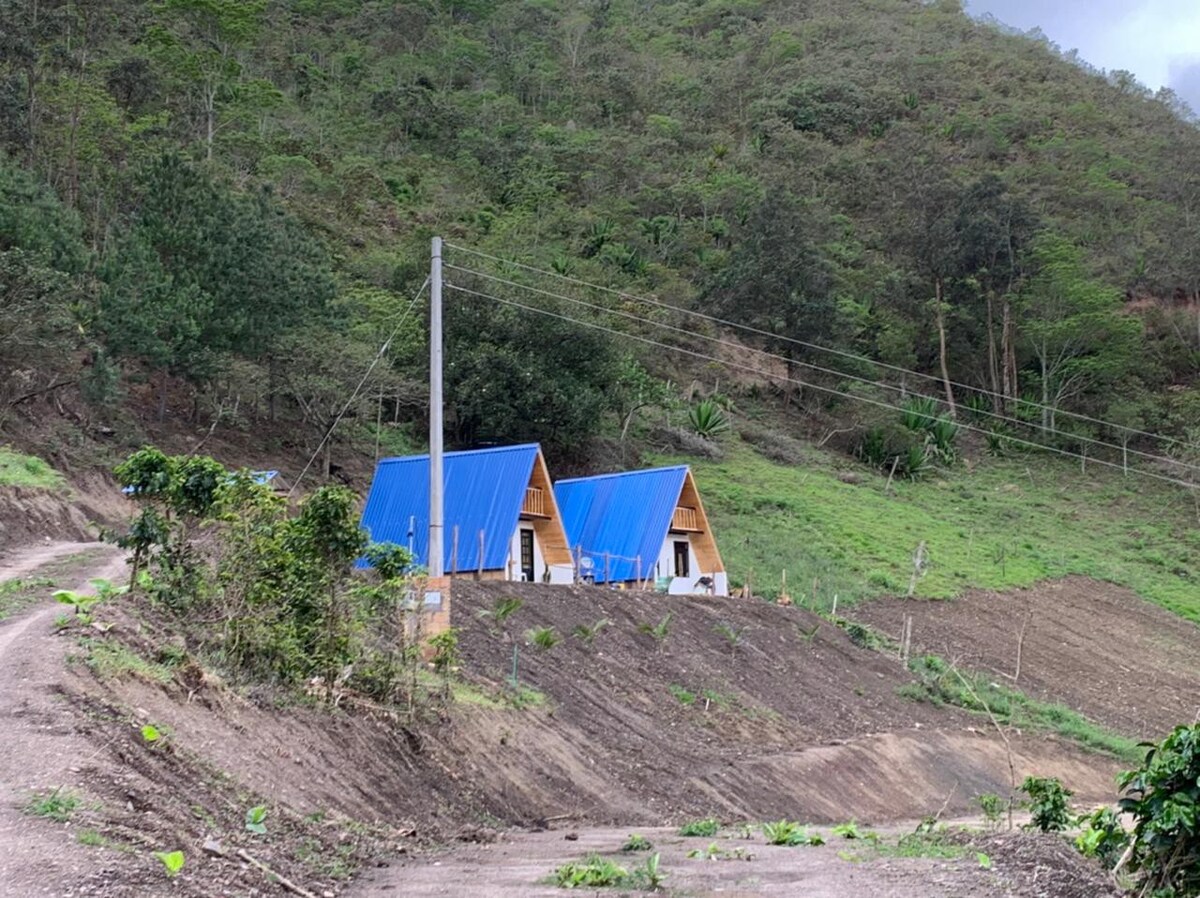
[349,823,1118,898]
[0,541,129,897]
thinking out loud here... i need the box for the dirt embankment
[854,576,1200,742]
[1,570,1126,897]
[438,581,1118,825]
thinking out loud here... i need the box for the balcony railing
[522,486,549,518]
[671,505,701,532]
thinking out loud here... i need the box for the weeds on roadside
[25,787,80,822]
[762,820,824,846]
[687,842,753,861]
[678,818,720,837]
[552,852,666,890]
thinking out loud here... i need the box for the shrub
[1021,776,1072,832]
[1074,806,1127,867]
[1117,724,1200,894]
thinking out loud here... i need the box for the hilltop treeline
[2,0,1199,463]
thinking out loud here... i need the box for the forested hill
[3,0,1200,468]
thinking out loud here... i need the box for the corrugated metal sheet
[554,467,688,583]
[360,444,539,571]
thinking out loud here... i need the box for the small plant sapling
[713,621,746,655]
[976,793,1005,831]
[154,850,185,878]
[571,618,610,646]
[245,805,268,835]
[621,833,652,852]
[639,852,666,891]
[526,626,561,651]
[477,596,523,630]
[638,613,672,649]
[1020,776,1072,832]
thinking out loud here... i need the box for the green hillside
[1,0,1198,538]
[683,437,1200,621]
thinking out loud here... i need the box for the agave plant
[900,396,940,433]
[688,399,730,439]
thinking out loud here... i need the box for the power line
[444,280,1200,491]
[445,263,1200,477]
[289,278,429,497]
[444,241,1190,452]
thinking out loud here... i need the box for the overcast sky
[965,0,1200,113]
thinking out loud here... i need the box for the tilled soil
[442,581,1119,825]
[349,823,1122,898]
[854,576,1200,741]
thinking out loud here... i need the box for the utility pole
[429,237,445,579]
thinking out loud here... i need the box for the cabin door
[672,540,690,578]
[519,528,536,582]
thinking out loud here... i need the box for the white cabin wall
[507,523,573,583]
[655,532,727,595]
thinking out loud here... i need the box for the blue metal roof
[554,467,688,583]
[360,444,539,571]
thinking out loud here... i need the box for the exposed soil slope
[441,582,1119,824]
[854,576,1200,741]
[0,570,1128,897]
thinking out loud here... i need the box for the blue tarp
[554,467,688,583]
[122,469,277,496]
[360,444,540,571]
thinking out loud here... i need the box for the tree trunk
[986,292,1001,411]
[157,369,168,423]
[934,278,956,417]
[1040,351,1051,432]
[1001,298,1016,405]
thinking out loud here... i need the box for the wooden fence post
[477,529,485,580]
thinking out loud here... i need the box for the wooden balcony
[521,486,550,518]
[671,505,702,532]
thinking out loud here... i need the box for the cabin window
[673,540,690,578]
[520,529,535,582]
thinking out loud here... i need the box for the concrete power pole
[429,236,445,579]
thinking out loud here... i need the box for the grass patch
[901,653,1140,762]
[0,447,66,490]
[676,440,1200,621]
[872,828,968,861]
[24,788,80,822]
[83,638,173,683]
[0,576,54,620]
